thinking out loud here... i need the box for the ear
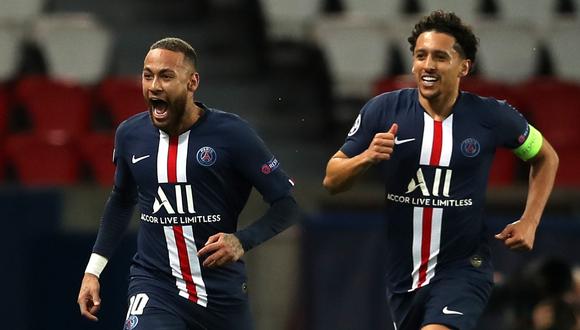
[188,72,200,92]
[459,59,471,77]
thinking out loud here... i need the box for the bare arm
[323,124,398,194]
[495,138,559,250]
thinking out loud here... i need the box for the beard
[418,86,442,101]
[149,93,188,134]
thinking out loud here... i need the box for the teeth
[422,76,437,82]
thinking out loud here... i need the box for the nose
[150,76,162,92]
[425,55,436,70]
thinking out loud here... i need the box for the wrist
[85,253,108,278]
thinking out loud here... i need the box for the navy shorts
[122,281,254,330]
[387,276,493,330]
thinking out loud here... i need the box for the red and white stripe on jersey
[410,113,453,291]
[157,130,208,306]
[411,207,443,290]
[419,113,453,167]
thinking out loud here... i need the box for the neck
[419,88,459,121]
[171,101,202,136]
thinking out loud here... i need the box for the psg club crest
[460,138,480,158]
[196,146,217,166]
[124,315,139,330]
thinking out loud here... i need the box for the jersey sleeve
[112,120,138,193]
[92,121,138,259]
[231,122,294,203]
[492,100,543,160]
[340,95,386,157]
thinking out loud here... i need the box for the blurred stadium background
[0,0,579,329]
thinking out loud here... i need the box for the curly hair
[408,10,478,63]
[150,37,198,70]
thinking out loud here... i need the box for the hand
[363,123,398,164]
[77,273,101,321]
[197,233,244,268]
[495,219,538,251]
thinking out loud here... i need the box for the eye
[142,73,152,80]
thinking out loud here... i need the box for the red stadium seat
[5,133,80,186]
[554,147,580,187]
[516,78,580,150]
[97,77,146,125]
[488,148,518,187]
[374,75,416,95]
[14,76,92,139]
[78,133,115,187]
[0,143,5,182]
[0,85,9,136]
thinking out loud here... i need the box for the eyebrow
[414,48,451,57]
[142,67,176,74]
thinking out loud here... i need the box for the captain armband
[513,124,543,161]
[85,253,109,278]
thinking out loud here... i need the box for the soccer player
[77,37,299,330]
[323,11,559,330]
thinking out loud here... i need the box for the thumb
[388,123,398,135]
[495,228,509,240]
[90,288,101,306]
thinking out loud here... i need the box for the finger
[204,234,221,246]
[374,132,396,141]
[494,233,506,240]
[372,146,393,154]
[387,123,398,135]
[494,227,512,240]
[504,236,522,247]
[213,253,233,267]
[373,140,395,148]
[82,311,99,322]
[197,242,221,257]
[79,300,99,321]
[89,303,101,321]
[203,250,226,268]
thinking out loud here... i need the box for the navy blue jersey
[341,89,529,293]
[113,103,294,309]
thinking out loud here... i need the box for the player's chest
[126,131,233,185]
[391,112,495,169]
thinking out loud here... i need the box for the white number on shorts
[126,293,149,318]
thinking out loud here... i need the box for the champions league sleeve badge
[348,114,362,137]
[196,146,217,166]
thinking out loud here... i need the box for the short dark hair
[408,10,478,63]
[150,37,198,70]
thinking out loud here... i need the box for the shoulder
[205,107,260,140]
[460,91,517,113]
[209,108,252,134]
[117,112,150,132]
[115,112,150,140]
[366,88,416,115]
[458,91,527,133]
[370,88,415,107]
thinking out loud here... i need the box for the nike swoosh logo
[394,137,416,145]
[132,154,151,164]
[442,306,464,315]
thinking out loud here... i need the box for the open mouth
[150,98,168,119]
[421,75,439,87]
